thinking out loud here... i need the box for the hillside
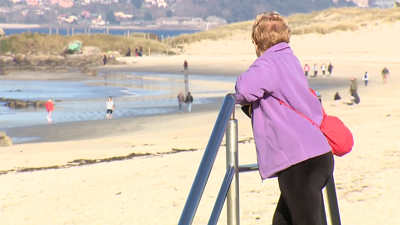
[167,7,400,47]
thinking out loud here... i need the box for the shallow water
[0,72,236,131]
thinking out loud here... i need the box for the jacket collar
[265,42,292,54]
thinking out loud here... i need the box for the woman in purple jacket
[235,12,334,225]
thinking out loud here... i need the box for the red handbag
[273,88,354,157]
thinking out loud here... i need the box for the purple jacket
[235,43,331,179]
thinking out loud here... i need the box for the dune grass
[0,32,169,55]
[165,7,400,47]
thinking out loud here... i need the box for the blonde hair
[252,12,291,52]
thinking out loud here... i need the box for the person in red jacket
[44,99,54,121]
[304,64,310,77]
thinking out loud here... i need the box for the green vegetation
[0,33,169,55]
[131,0,143,9]
[144,12,153,21]
[106,10,117,24]
[166,7,400,46]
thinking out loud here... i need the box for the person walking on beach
[106,96,114,119]
[321,63,326,76]
[44,99,54,121]
[382,67,390,84]
[185,92,193,114]
[304,64,310,77]
[183,60,188,71]
[177,91,185,114]
[363,71,369,87]
[313,63,318,77]
[350,77,360,105]
[328,62,333,76]
[103,52,107,66]
[235,12,334,225]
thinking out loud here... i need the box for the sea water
[0,72,236,129]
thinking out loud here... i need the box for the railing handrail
[178,94,237,225]
[179,93,341,225]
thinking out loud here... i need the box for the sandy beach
[1,21,400,225]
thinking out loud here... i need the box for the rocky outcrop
[81,67,98,76]
[81,46,102,55]
[1,98,47,109]
[0,66,9,75]
[0,131,12,147]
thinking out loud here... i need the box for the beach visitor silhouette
[183,60,188,71]
[382,67,389,84]
[304,63,309,77]
[349,77,360,105]
[334,92,341,106]
[328,62,333,76]
[313,63,318,77]
[44,99,54,121]
[102,52,107,65]
[363,71,369,87]
[235,12,334,225]
[185,92,193,114]
[321,63,326,76]
[126,46,131,57]
[177,91,185,114]
[106,96,114,119]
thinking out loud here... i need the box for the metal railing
[178,94,342,225]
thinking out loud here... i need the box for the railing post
[226,111,239,225]
[323,176,342,225]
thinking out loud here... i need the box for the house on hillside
[114,11,125,19]
[144,0,167,7]
[59,0,73,8]
[26,0,39,6]
[48,0,59,5]
[81,10,91,19]
[21,9,29,17]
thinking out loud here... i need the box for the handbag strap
[271,95,319,128]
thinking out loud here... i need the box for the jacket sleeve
[235,59,276,104]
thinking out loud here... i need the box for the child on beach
[106,96,114,119]
[44,99,54,121]
[382,67,389,84]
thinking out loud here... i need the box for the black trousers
[272,152,334,225]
